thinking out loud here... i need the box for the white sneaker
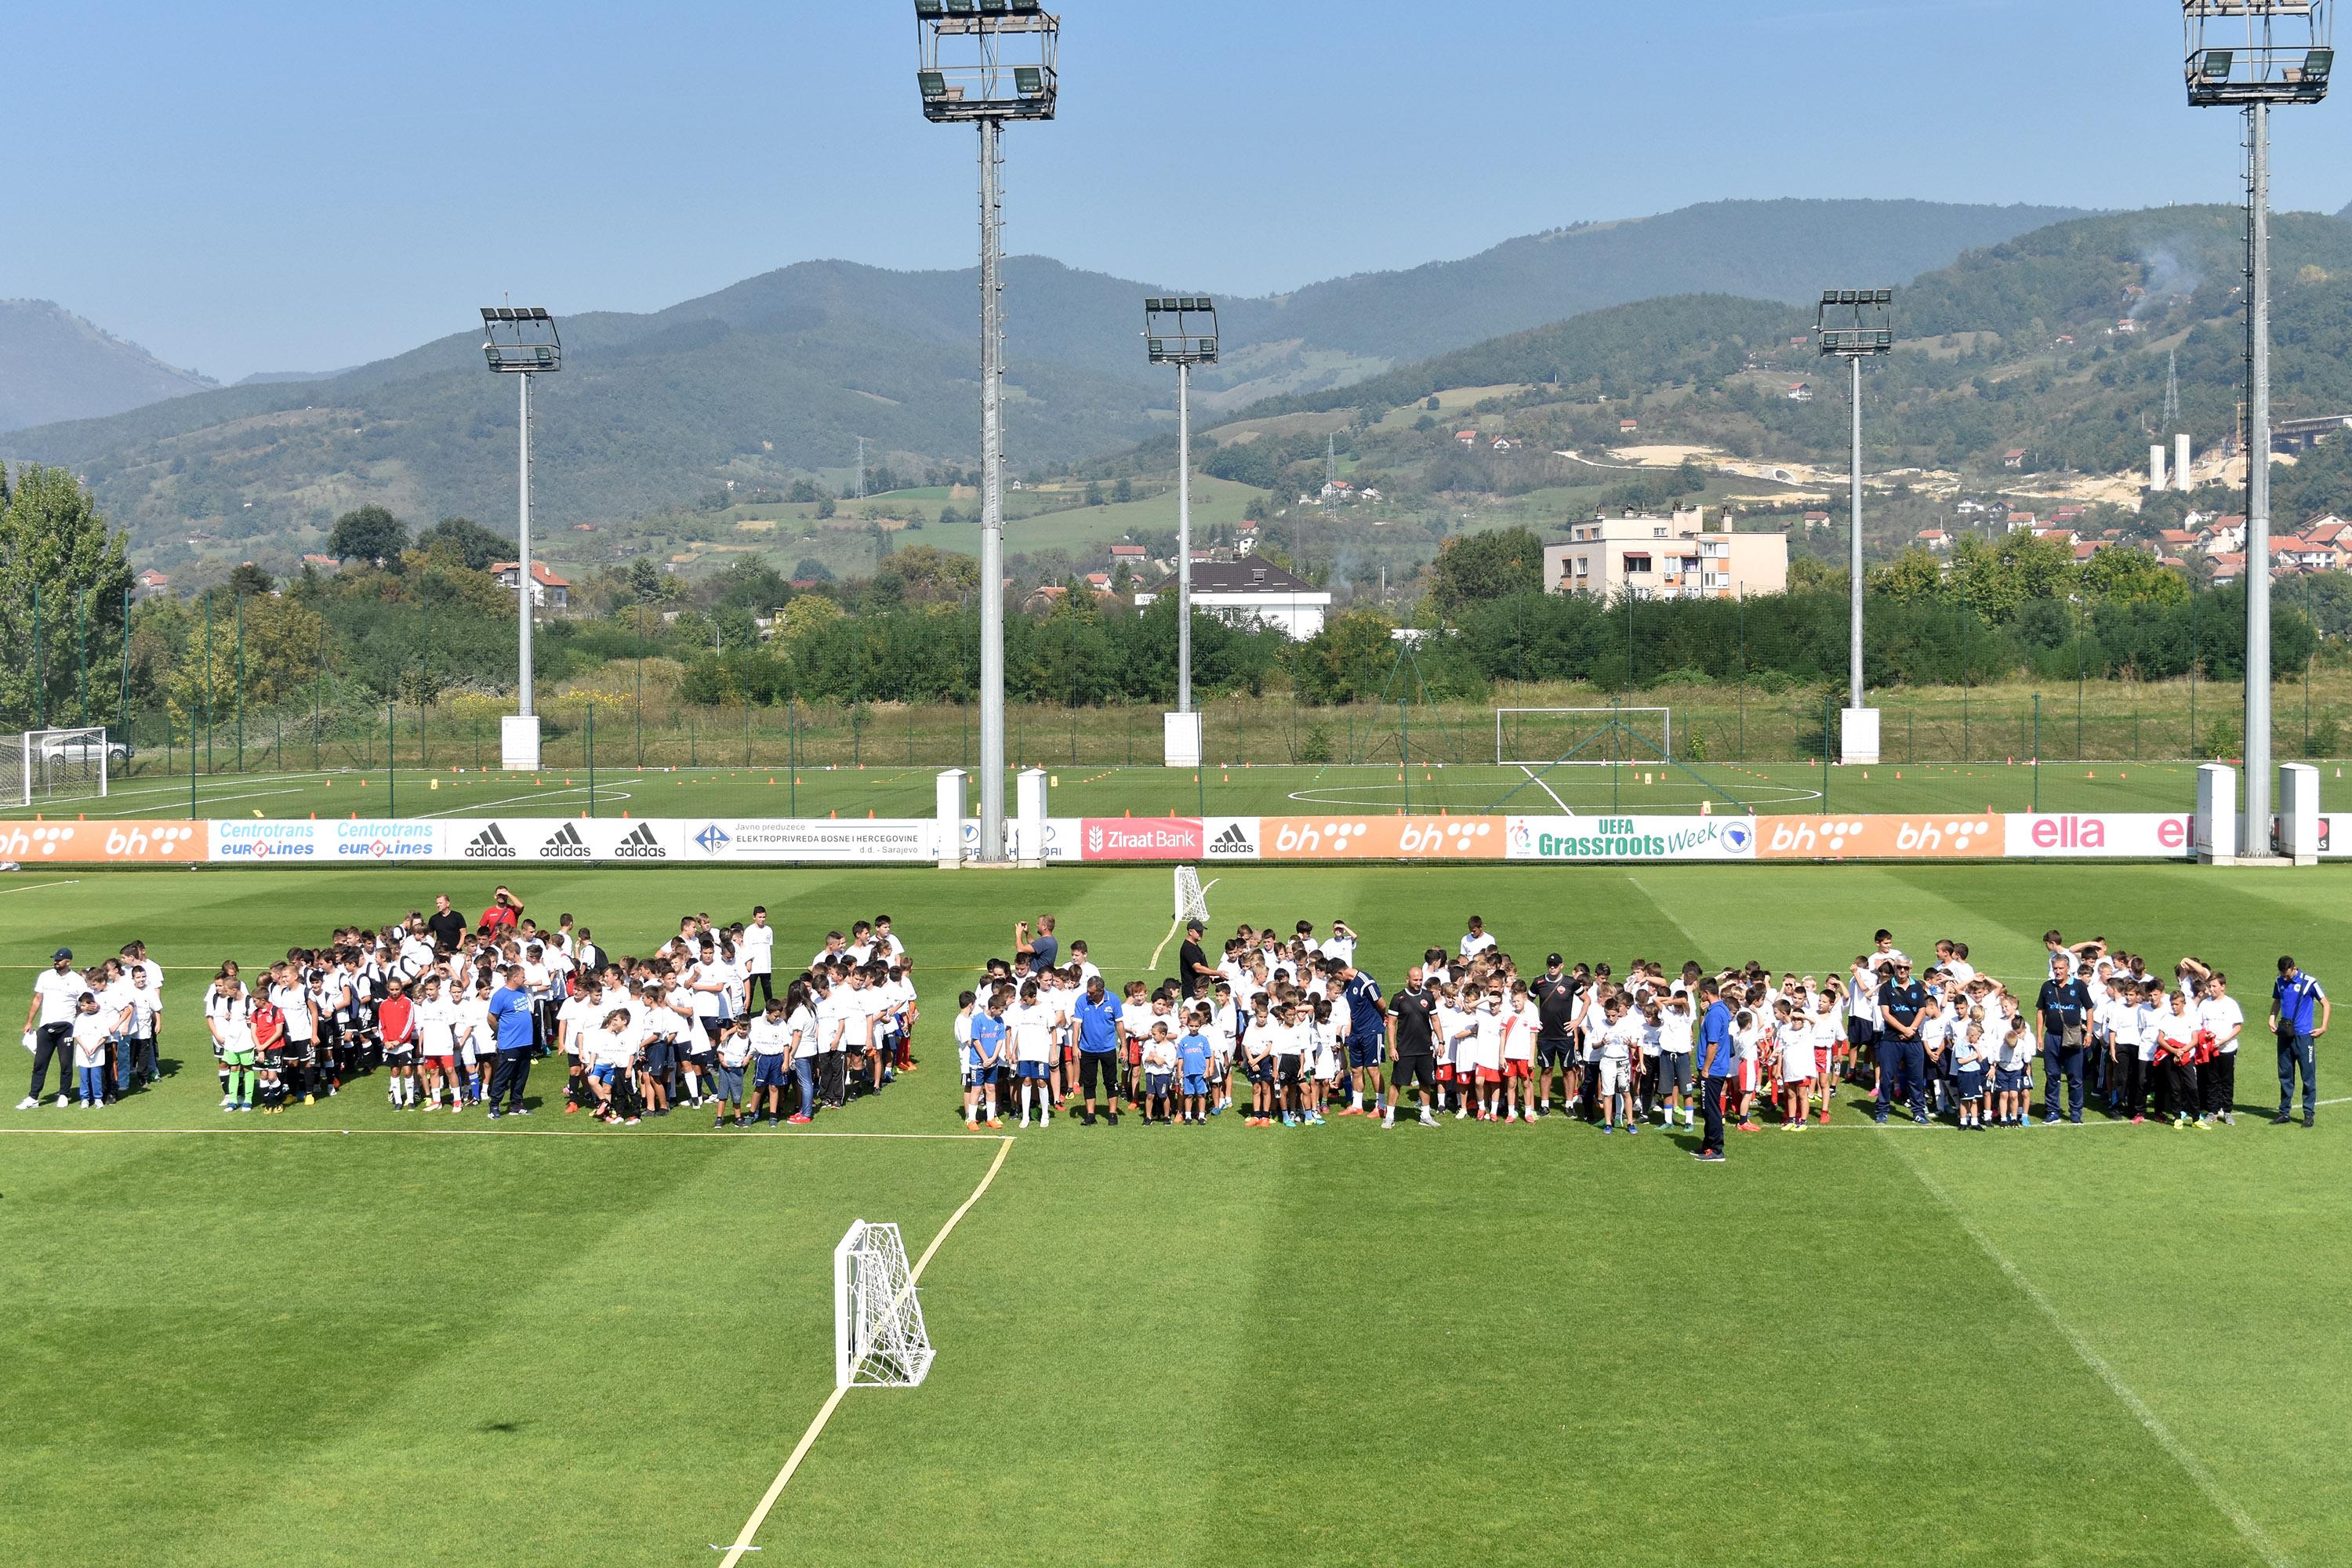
[55,1093,70,1107]
[1381,1113,1395,1128]
[1454,1105,1469,1120]
[15,1097,35,1110]
[1420,1109,1439,1126]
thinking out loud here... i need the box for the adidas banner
[437,818,684,863]
[682,819,939,863]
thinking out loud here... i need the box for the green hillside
[1,200,2075,572]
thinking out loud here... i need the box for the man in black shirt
[1178,920,1212,1000]
[1533,954,1581,1120]
[2036,951,2093,1123]
[1383,966,1440,1128]
[423,895,466,953]
[1875,958,1930,1124]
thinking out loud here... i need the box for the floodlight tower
[1818,289,1895,764]
[2184,1,2333,855]
[1144,296,1218,764]
[481,306,561,771]
[916,0,1060,863]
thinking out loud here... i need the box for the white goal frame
[1496,708,1671,767]
[1174,865,1209,923]
[833,1220,935,1390]
[2,728,114,808]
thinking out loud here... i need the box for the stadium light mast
[2184,0,2332,855]
[916,0,1060,862]
[481,306,561,771]
[1818,288,1895,765]
[1144,296,1218,764]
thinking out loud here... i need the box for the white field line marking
[0,1124,1007,1143]
[1627,877,1705,954]
[716,1135,1014,1568]
[0,880,80,896]
[412,785,633,819]
[16,772,336,811]
[1517,764,1572,815]
[1879,1127,2293,1568]
[71,786,310,819]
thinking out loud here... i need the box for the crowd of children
[949,916,2272,1136]
[18,888,920,1128]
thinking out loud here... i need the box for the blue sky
[6,0,2344,382]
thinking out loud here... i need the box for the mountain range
[2,198,2080,557]
[0,300,216,431]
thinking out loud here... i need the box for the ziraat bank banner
[1080,818,1203,862]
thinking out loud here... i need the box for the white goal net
[1496,708,1671,768]
[1174,865,1209,924]
[1,728,113,808]
[834,1220,935,1390]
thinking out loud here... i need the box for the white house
[491,561,571,610]
[1132,553,1332,641]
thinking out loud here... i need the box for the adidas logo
[465,823,517,859]
[1207,822,1255,856]
[613,823,667,860]
[539,822,593,860]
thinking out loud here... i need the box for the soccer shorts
[419,1049,455,1066]
[1016,1060,1050,1080]
[1956,1065,1987,1099]
[1246,1056,1275,1086]
[753,1054,788,1090]
[1657,1053,1693,1094]
[1737,1060,1758,1095]
[590,1064,619,1086]
[711,1065,746,1101]
[1475,1065,1503,1085]
[1345,1038,1382,1071]
[643,1040,676,1074]
[1849,1018,1877,1052]
[1181,1073,1207,1098]
[1276,1054,1303,1087]
[1391,1054,1437,1094]
[1597,1059,1628,1099]
[1537,1036,1573,1069]
[1146,1073,1174,1098]
[383,1045,415,1065]
[1502,1059,1532,1080]
[1994,1068,2027,1094]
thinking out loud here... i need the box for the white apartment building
[1542,506,1788,602]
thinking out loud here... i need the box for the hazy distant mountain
[2,198,2082,551]
[234,368,359,387]
[0,299,215,430]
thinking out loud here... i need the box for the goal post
[834,1220,935,1390]
[1496,708,1671,768]
[5,728,113,808]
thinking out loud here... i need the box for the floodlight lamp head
[479,307,563,374]
[1816,288,1895,358]
[915,0,1060,122]
[1143,294,1221,365]
[2183,2,2333,105]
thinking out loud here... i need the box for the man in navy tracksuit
[2270,955,2328,1127]
[2038,953,2093,1124]
[1695,982,1734,1162]
[1875,960,1930,1124]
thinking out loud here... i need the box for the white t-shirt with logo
[34,969,90,1027]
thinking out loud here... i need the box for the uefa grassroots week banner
[1504,816,1757,862]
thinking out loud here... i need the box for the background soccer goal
[1496,708,1672,768]
[833,1220,935,1389]
[1,728,114,808]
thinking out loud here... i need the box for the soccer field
[4,862,2348,1567]
[13,757,2320,824]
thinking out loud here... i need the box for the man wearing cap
[20,949,93,1109]
[1178,920,1213,1001]
[1533,955,1580,1120]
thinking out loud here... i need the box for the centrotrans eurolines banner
[1504,815,1757,862]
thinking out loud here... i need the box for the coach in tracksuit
[2270,955,2328,1127]
[2037,953,2093,1124]
[1694,982,1734,1162]
[1875,960,1930,1124]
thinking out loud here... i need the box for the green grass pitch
[2,862,2347,1566]
[16,757,2323,824]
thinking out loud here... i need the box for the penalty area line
[715,1134,1015,1568]
[1879,1127,2294,1568]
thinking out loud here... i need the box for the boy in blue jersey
[964,990,1007,1131]
[1178,1007,1214,1125]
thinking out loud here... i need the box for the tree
[1867,547,1944,603]
[1428,527,1544,613]
[0,466,136,728]
[1083,481,1105,507]
[793,558,835,583]
[416,516,510,572]
[815,496,837,521]
[328,505,408,566]
[226,562,278,598]
[1113,477,1134,504]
